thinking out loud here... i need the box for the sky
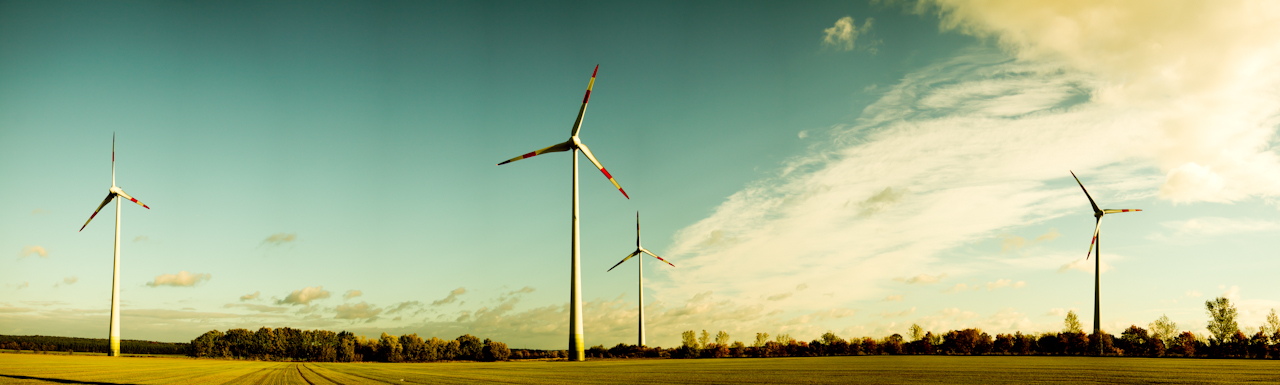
[3,0,1280,349]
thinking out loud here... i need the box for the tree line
[0,334,187,355]
[187,327,519,362]
[665,298,1280,359]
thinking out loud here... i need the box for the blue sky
[3,1,1280,348]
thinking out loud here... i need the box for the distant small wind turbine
[607,212,675,347]
[79,134,151,357]
[1070,171,1140,340]
[498,65,628,361]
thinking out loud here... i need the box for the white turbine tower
[1070,171,1140,345]
[79,134,151,357]
[606,211,674,347]
[497,65,629,361]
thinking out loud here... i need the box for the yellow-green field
[2,353,1278,384]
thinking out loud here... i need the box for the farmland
[2,353,1279,384]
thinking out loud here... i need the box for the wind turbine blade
[570,65,598,138]
[641,248,675,267]
[576,141,629,199]
[636,211,641,248]
[112,133,116,187]
[1102,209,1142,214]
[497,140,572,165]
[113,188,150,209]
[1086,218,1101,260]
[80,192,117,232]
[607,251,641,272]
[1070,171,1102,214]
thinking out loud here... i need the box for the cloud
[884,295,903,302]
[19,246,47,258]
[335,301,383,322]
[146,271,211,287]
[856,187,907,216]
[822,16,874,51]
[239,291,260,301]
[1222,285,1240,301]
[798,130,810,139]
[895,274,946,285]
[882,307,917,318]
[31,209,48,215]
[1001,228,1061,252]
[986,279,1025,291]
[133,236,149,243]
[261,233,297,247]
[276,286,331,306]
[1155,217,1280,239]
[943,283,978,293]
[54,276,77,288]
[431,287,466,306]
[913,0,1280,204]
[766,292,793,301]
[223,303,288,313]
[796,284,809,291]
[13,282,29,290]
[344,290,362,300]
[1057,258,1112,274]
[385,301,421,315]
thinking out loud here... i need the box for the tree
[379,333,403,362]
[775,334,794,345]
[1262,309,1280,340]
[1148,314,1178,346]
[1064,311,1083,334]
[190,330,223,358]
[456,334,483,361]
[442,339,461,360]
[909,324,924,342]
[698,330,711,350]
[1119,326,1149,356]
[715,331,731,348]
[1205,297,1240,344]
[400,334,425,362]
[482,338,510,361]
[752,332,769,357]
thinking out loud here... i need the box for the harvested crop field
[2,353,1278,384]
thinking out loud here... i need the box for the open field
[2,353,1279,384]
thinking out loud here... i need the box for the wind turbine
[497,65,629,361]
[606,212,675,347]
[1070,171,1140,343]
[79,134,151,357]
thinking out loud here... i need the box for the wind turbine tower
[497,65,629,361]
[607,212,675,347]
[79,134,151,356]
[1070,171,1141,346]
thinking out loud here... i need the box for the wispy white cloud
[223,303,288,313]
[335,301,382,322]
[261,233,297,247]
[431,287,466,306]
[822,16,875,52]
[1152,217,1280,240]
[895,274,947,285]
[18,246,47,259]
[146,271,211,287]
[239,291,260,301]
[276,286,330,305]
[883,295,903,302]
[54,276,77,288]
[343,290,362,300]
[1057,258,1112,274]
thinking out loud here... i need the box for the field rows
[2,353,1279,384]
